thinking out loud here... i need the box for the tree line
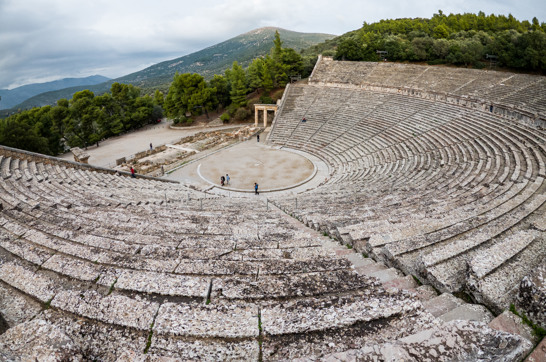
[164,31,304,125]
[318,11,546,72]
[0,83,163,155]
[0,31,303,155]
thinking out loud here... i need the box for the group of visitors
[220,174,230,186]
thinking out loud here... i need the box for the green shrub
[259,95,274,104]
[220,113,230,123]
[233,107,251,122]
[427,59,447,65]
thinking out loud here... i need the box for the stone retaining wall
[0,145,178,184]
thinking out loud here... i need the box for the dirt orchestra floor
[168,134,315,192]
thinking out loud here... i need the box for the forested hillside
[0,83,162,155]
[304,11,546,72]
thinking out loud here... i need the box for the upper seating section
[309,57,546,120]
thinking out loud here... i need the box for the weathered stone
[52,289,158,330]
[517,263,546,328]
[422,293,465,317]
[0,283,42,328]
[439,304,494,323]
[489,310,537,344]
[524,336,546,362]
[0,318,84,361]
[153,302,258,338]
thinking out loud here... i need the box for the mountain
[113,27,335,89]
[4,27,335,113]
[0,75,110,110]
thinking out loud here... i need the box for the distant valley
[2,27,334,114]
[0,75,110,110]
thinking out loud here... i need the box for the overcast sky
[1,0,544,89]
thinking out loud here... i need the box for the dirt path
[59,120,252,168]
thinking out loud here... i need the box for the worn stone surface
[0,261,57,302]
[422,293,465,317]
[517,263,546,328]
[0,282,42,328]
[153,302,258,338]
[524,336,546,362]
[302,320,533,362]
[0,318,84,361]
[213,270,371,299]
[147,336,260,361]
[439,303,494,323]
[489,310,537,344]
[262,290,421,336]
[52,289,158,330]
[115,269,210,297]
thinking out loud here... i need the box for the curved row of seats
[0,146,537,360]
[0,148,508,360]
[269,72,546,322]
[310,57,546,117]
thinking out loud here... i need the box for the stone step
[369,267,404,283]
[422,293,465,318]
[306,320,533,362]
[412,284,438,302]
[488,311,538,345]
[261,290,421,336]
[524,337,546,362]
[438,304,494,324]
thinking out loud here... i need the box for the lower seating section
[269,81,546,322]
[0,147,535,360]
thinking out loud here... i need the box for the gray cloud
[0,0,544,89]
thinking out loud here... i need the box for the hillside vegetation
[304,11,546,72]
[0,31,302,155]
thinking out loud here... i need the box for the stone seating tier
[269,77,545,323]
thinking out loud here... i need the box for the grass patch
[411,275,423,286]
[346,244,353,249]
[42,297,53,310]
[107,279,117,296]
[510,304,546,339]
[144,330,153,354]
[453,291,473,304]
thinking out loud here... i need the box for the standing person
[257,134,260,142]
[254,182,259,195]
[150,143,153,151]
[130,167,136,178]
[226,174,230,185]
[220,175,225,186]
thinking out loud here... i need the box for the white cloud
[0,0,544,89]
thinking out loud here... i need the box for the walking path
[59,120,248,168]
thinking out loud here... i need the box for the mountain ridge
[0,75,110,110]
[4,27,334,113]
